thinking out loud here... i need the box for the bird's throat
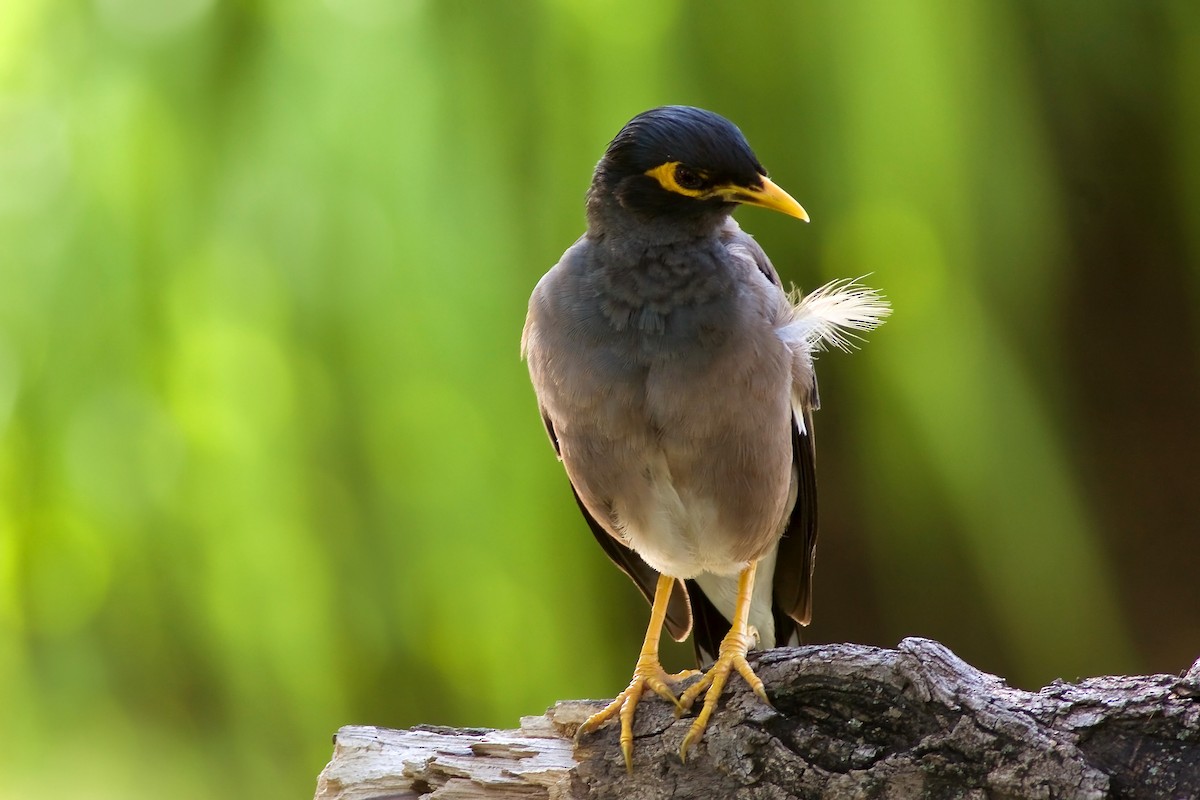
[591,236,735,334]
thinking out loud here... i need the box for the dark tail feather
[687,581,804,669]
[773,605,803,649]
[685,579,729,668]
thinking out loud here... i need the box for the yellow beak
[724,176,809,222]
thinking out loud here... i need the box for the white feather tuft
[780,277,891,353]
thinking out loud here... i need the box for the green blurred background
[2,0,1199,797]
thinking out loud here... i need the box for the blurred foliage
[2,0,1199,797]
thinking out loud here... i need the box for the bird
[521,106,889,771]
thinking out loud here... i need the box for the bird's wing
[774,407,819,630]
[720,219,891,638]
[777,283,893,637]
[537,409,694,642]
[719,216,784,288]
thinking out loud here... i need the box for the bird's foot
[676,630,771,762]
[576,655,686,772]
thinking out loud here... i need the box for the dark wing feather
[685,579,727,667]
[774,408,819,631]
[540,410,693,641]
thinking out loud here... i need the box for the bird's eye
[674,165,704,191]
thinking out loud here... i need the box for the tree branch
[314,638,1200,799]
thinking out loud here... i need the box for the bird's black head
[588,106,807,232]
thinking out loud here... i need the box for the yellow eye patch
[643,162,712,198]
[642,162,807,221]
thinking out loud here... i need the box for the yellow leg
[677,561,772,762]
[576,573,685,773]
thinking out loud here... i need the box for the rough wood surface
[314,638,1200,799]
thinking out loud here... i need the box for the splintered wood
[314,639,1200,799]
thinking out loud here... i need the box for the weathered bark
[314,638,1200,799]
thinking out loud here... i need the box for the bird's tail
[780,278,891,352]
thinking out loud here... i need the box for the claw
[676,563,773,763]
[576,565,774,769]
[576,657,682,772]
[574,574,682,772]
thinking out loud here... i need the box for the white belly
[611,451,746,580]
[606,446,794,650]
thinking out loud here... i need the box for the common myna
[522,106,889,770]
